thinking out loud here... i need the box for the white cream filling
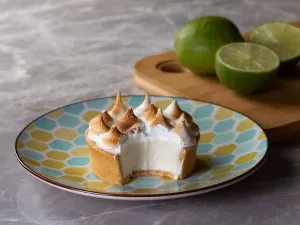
[119,140,182,179]
[88,125,186,179]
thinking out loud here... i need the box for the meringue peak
[100,125,122,149]
[109,125,122,137]
[173,121,188,135]
[89,113,110,135]
[133,94,151,117]
[143,93,150,106]
[102,110,114,126]
[171,112,192,126]
[145,93,150,101]
[149,109,171,130]
[163,101,182,120]
[108,91,127,119]
[143,103,158,122]
[116,108,142,133]
[179,112,193,122]
[171,112,200,136]
[183,112,193,121]
[172,121,196,147]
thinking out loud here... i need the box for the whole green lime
[174,16,244,76]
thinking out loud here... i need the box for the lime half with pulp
[215,42,280,94]
[248,22,300,67]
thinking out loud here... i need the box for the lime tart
[85,92,200,185]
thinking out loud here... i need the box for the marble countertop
[2,0,300,224]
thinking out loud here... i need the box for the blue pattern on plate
[58,115,81,128]
[193,104,214,119]
[40,167,63,177]
[257,139,268,151]
[233,112,245,120]
[197,144,215,154]
[213,119,235,133]
[131,177,162,189]
[128,96,145,108]
[78,124,89,135]
[35,118,56,131]
[178,102,194,113]
[49,140,73,151]
[64,103,85,115]
[66,157,89,166]
[213,132,235,144]
[107,185,134,193]
[235,141,258,154]
[86,99,109,109]
[73,136,86,146]
[19,132,29,141]
[235,129,257,144]
[211,154,235,166]
[196,119,214,132]
[22,150,44,161]
[85,173,101,181]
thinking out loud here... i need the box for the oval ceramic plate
[15,96,268,200]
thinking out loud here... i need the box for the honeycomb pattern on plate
[16,96,268,195]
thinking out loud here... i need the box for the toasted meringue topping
[87,91,200,152]
[100,125,123,149]
[133,94,151,117]
[102,110,114,126]
[143,103,158,122]
[108,91,127,119]
[184,112,193,122]
[89,113,110,136]
[172,121,196,147]
[88,129,99,136]
[115,108,143,133]
[163,101,182,120]
[171,112,200,136]
[149,109,171,130]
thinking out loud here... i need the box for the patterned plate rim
[15,95,269,200]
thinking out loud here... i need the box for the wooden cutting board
[133,21,300,144]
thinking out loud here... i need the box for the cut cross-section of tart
[85,92,200,185]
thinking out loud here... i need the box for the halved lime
[215,42,280,94]
[248,22,300,66]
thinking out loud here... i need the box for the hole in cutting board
[156,60,187,73]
